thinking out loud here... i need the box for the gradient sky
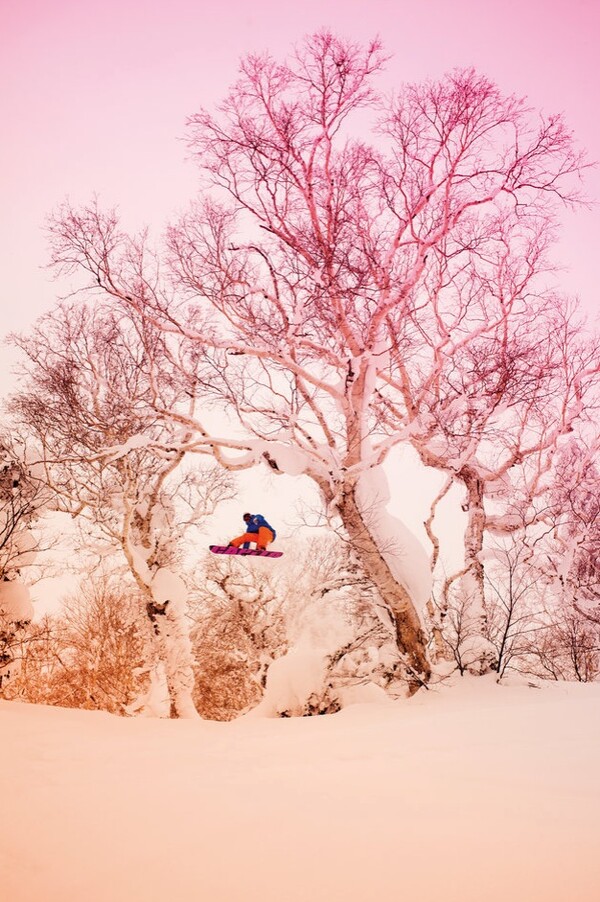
[2,0,599,350]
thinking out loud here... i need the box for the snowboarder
[229,512,277,552]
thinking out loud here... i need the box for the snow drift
[2,677,599,902]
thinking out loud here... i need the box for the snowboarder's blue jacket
[244,513,276,539]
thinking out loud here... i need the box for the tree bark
[460,470,487,621]
[337,486,431,689]
[145,596,198,718]
[457,469,497,673]
[121,532,200,719]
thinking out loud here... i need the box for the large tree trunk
[145,585,199,719]
[122,531,200,719]
[336,485,431,689]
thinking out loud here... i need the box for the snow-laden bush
[3,574,148,712]
[190,539,407,719]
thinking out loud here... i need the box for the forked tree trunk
[337,487,431,689]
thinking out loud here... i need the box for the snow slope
[2,678,599,902]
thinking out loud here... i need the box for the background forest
[1,33,599,720]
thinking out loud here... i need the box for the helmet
[243,512,251,521]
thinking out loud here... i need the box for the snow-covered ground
[2,678,599,902]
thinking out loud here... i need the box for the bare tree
[0,614,62,701]
[412,298,600,670]
[0,605,31,690]
[522,609,600,683]
[11,302,234,717]
[480,536,552,679]
[0,439,50,576]
[0,437,56,688]
[45,33,590,688]
[547,439,600,618]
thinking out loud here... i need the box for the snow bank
[254,584,404,717]
[257,646,329,715]
[2,679,599,902]
[254,597,354,717]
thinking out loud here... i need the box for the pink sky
[1,0,599,347]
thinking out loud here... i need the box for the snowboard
[209,545,283,558]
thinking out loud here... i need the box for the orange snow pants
[230,527,274,550]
